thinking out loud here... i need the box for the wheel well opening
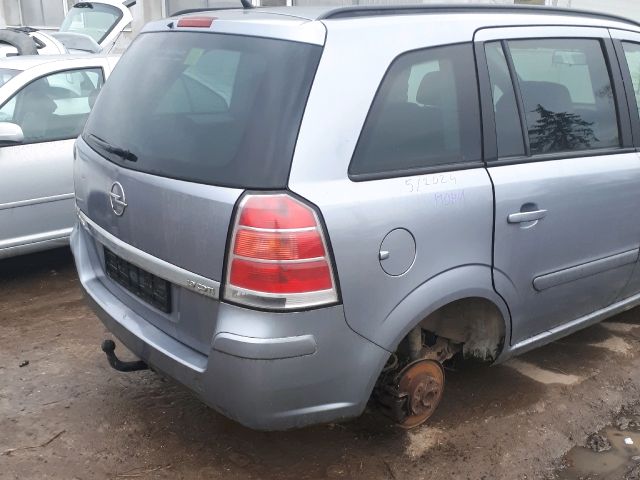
[417,297,506,363]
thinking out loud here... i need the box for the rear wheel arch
[380,265,510,363]
[416,297,506,362]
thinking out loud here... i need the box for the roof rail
[318,4,640,28]
[171,0,253,16]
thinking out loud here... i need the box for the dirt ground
[4,249,640,479]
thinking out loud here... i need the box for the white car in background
[0,1,134,57]
[0,54,119,258]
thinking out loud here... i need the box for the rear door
[476,26,640,345]
[611,29,640,299]
[0,62,105,254]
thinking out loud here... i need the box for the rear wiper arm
[88,134,138,162]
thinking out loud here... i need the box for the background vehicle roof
[0,54,112,71]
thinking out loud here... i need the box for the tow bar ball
[101,339,148,372]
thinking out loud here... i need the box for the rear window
[83,32,322,189]
[60,3,123,44]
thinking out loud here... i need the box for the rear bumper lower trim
[77,209,221,300]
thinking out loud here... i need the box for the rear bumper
[71,223,389,430]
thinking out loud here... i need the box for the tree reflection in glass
[528,105,598,154]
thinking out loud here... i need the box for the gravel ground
[4,248,640,479]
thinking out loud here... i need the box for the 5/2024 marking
[405,174,457,193]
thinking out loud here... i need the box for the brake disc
[396,359,445,429]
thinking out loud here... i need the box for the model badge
[109,182,127,216]
[187,280,217,298]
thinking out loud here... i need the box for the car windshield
[59,3,123,43]
[83,32,322,189]
[0,68,18,88]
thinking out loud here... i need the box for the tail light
[224,193,338,310]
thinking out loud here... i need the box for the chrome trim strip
[533,249,639,292]
[77,210,220,300]
[0,192,74,211]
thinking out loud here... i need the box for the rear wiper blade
[88,134,138,162]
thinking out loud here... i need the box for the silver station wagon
[72,4,640,430]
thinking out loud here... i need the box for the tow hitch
[101,339,148,372]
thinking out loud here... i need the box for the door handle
[507,209,547,224]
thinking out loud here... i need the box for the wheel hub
[396,359,445,428]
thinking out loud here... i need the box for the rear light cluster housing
[223,193,339,311]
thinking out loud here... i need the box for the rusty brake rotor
[396,359,445,429]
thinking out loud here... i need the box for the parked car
[0,54,118,259]
[72,4,640,430]
[0,0,134,57]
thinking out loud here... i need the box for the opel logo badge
[109,182,127,216]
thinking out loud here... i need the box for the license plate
[104,248,172,313]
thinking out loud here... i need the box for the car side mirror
[0,122,24,146]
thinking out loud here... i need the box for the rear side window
[349,43,482,178]
[622,42,640,112]
[83,32,322,189]
[508,38,620,155]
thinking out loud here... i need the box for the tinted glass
[485,42,525,158]
[0,68,103,144]
[508,38,619,155]
[350,43,482,177]
[622,42,640,113]
[83,32,321,189]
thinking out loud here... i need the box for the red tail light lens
[224,193,338,310]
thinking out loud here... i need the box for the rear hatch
[75,22,323,353]
[56,0,133,53]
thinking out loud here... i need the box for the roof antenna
[240,0,254,8]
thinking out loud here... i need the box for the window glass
[485,42,525,158]
[60,4,123,43]
[508,38,619,155]
[349,43,482,177]
[83,32,322,189]
[0,68,18,88]
[155,49,240,114]
[622,42,640,112]
[0,68,104,144]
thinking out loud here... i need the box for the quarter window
[508,38,620,155]
[349,43,482,178]
[0,68,104,144]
